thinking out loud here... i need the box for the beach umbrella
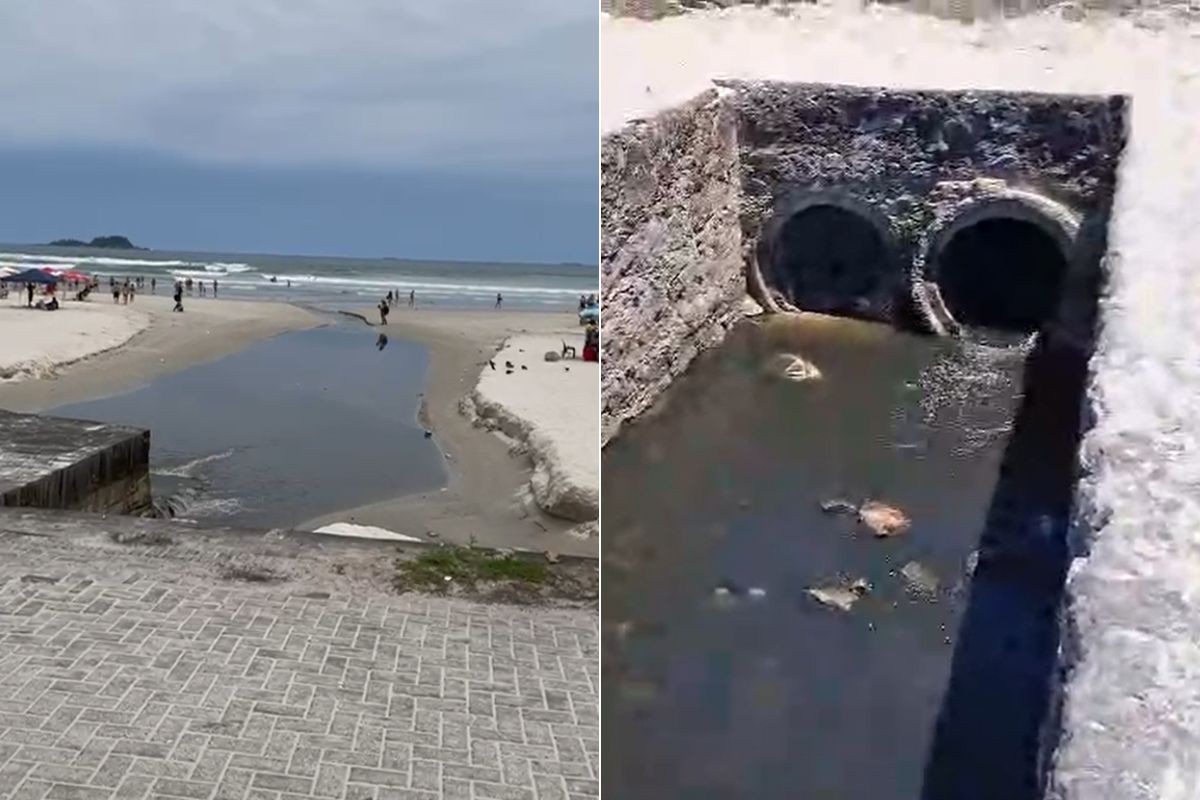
[0,266,17,279]
[6,268,59,284]
[56,270,91,283]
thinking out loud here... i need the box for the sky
[0,0,597,263]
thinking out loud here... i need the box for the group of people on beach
[378,289,415,324]
[110,277,138,304]
[376,288,506,324]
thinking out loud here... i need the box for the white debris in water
[313,523,422,542]
[899,560,940,598]
[605,8,1200,797]
[807,577,872,612]
[766,352,823,382]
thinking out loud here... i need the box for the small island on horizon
[47,235,145,250]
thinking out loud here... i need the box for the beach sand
[0,293,597,557]
[0,298,150,382]
[303,308,598,556]
[0,293,324,412]
[469,333,599,522]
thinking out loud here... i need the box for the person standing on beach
[128,282,136,303]
[379,298,389,325]
[151,277,156,293]
[173,284,184,312]
[213,279,218,297]
[495,292,503,309]
[26,283,34,307]
[409,289,415,308]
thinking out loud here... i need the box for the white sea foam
[154,449,236,478]
[604,6,1200,797]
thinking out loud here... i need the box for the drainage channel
[602,313,1089,799]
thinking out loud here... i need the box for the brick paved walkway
[0,518,598,800]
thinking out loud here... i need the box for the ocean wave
[262,273,584,295]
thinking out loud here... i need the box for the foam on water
[154,448,237,479]
[604,7,1200,796]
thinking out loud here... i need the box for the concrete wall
[600,90,747,444]
[0,411,151,515]
[601,81,1126,439]
[729,80,1126,335]
[602,0,1197,22]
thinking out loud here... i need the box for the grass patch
[395,546,549,595]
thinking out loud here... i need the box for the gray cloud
[0,0,596,171]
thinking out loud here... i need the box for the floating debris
[820,498,858,515]
[858,501,911,538]
[807,577,871,612]
[899,560,940,598]
[766,352,822,383]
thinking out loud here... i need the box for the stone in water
[859,501,911,537]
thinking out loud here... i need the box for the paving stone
[0,528,597,798]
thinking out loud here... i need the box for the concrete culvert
[934,217,1069,333]
[775,205,891,317]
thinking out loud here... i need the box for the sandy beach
[0,293,324,412]
[0,288,597,556]
[304,308,599,556]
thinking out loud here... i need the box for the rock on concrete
[0,409,150,514]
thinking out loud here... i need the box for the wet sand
[303,308,598,557]
[0,294,324,412]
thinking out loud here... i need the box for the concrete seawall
[0,410,151,514]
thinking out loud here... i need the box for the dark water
[603,315,1084,799]
[0,244,596,311]
[52,319,446,529]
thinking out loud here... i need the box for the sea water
[0,244,595,311]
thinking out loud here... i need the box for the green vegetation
[395,546,550,594]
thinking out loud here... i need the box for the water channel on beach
[603,313,1087,799]
[53,318,446,529]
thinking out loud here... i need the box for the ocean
[0,244,596,312]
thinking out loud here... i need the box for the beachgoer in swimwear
[495,292,503,309]
[379,299,389,325]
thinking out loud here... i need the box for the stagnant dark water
[53,319,446,528]
[602,315,1088,800]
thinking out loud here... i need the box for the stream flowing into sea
[51,318,445,530]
